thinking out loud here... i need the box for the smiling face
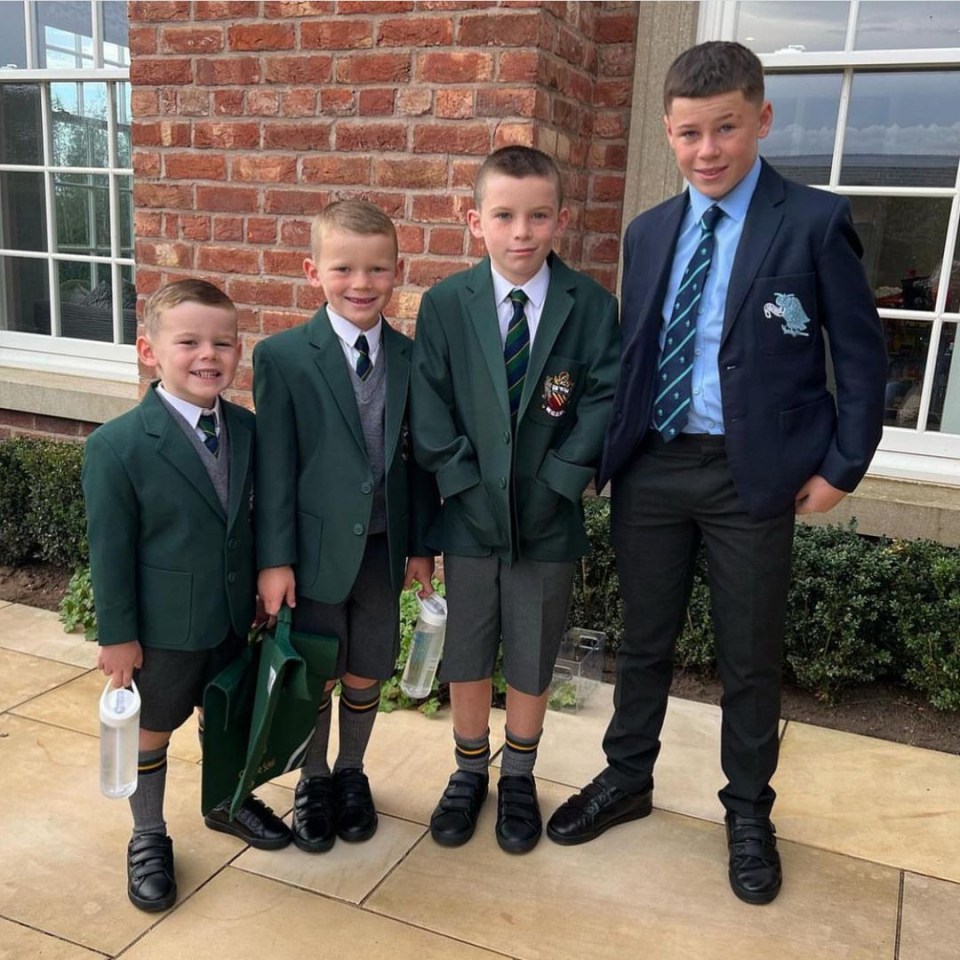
[664,90,772,200]
[137,301,241,408]
[304,226,400,332]
[468,172,569,286]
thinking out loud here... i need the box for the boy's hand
[258,565,297,616]
[403,556,436,597]
[795,475,847,515]
[98,641,142,689]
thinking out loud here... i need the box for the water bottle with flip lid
[99,679,140,799]
[400,594,448,699]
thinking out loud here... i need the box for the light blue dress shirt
[656,156,762,435]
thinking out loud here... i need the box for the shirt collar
[687,155,762,225]
[327,306,382,353]
[156,382,220,429]
[490,258,551,310]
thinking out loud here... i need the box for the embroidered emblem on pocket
[763,292,811,338]
[541,371,573,418]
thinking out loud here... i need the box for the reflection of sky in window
[0,3,27,68]
[763,74,841,159]
[736,1,849,53]
[856,1,960,49]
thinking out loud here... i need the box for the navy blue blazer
[601,160,887,520]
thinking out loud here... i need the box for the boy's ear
[303,257,321,287]
[555,205,570,236]
[758,99,773,139]
[467,207,484,239]
[394,258,403,281]
[136,335,158,369]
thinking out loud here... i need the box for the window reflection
[736,1,850,53]
[841,71,960,188]
[883,318,929,427]
[52,81,109,168]
[0,3,27,68]
[762,73,841,184]
[0,84,42,165]
[0,255,50,335]
[36,1,93,69]
[930,323,959,433]
[857,1,960,50]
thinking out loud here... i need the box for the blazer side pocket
[295,510,323,593]
[138,565,192,648]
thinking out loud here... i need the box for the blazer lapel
[722,160,785,348]
[140,386,225,519]
[465,259,511,424]
[309,307,366,456]
[382,322,409,467]
[223,402,252,530]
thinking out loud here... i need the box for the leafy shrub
[0,440,33,565]
[59,565,97,640]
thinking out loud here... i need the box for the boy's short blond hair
[310,199,398,260]
[473,145,563,210]
[143,279,236,337]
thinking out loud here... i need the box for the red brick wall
[0,410,96,442]
[128,1,638,404]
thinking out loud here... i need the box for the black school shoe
[430,771,489,847]
[127,832,177,912]
[292,775,338,853]
[496,775,542,854]
[204,794,292,850]
[725,811,782,905]
[546,771,653,845]
[334,768,379,842]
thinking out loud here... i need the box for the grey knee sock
[333,682,380,773]
[301,692,333,779]
[130,745,168,837]
[454,728,491,775]
[499,727,541,778]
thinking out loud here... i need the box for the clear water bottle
[99,679,140,799]
[400,594,448,699]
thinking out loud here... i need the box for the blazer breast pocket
[526,356,586,427]
[751,274,818,355]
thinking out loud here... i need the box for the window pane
[117,82,132,165]
[52,81,109,168]
[55,172,111,254]
[856,1,960,50]
[762,73,841,184]
[841,71,960,188]
[118,174,133,252]
[58,258,115,343]
[0,84,42,165]
[736,1,850,54]
[0,3,27,68]
[883,318,931,427]
[0,171,47,251]
[850,195,952,311]
[36,1,93,69]
[0,255,50,335]
[930,323,958,434]
[103,1,129,67]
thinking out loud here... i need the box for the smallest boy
[84,280,290,914]
[411,146,620,853]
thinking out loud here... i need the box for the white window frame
[0,0,135,383]
[700,0,960,484]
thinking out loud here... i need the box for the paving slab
[0,646,85,714]
[0,603,97,669]
[899,872,960,960]
[0,918,104,959]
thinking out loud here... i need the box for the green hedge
[0,437,87,568]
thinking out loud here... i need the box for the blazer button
[353,523,365,535]
[227,572,237,584]
[227,538,238,549]
[499,476,507,489]
[360,481,373,494]
[502,431,511,444]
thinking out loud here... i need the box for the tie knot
[199,412,217,431]
[701,205,723,232]
[508,288,528,306]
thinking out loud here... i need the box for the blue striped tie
[198,412,219,457]
[354,333,372,382]
[504,288,530,422]
[654,204,723,441]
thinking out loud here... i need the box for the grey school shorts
[439,553,576,696]
[291,533,399,681]
[136,631,245,733]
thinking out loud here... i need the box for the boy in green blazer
[410,146,621,853]
[254,200,437,855]
[84,280,290,914]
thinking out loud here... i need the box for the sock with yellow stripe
[454,729,491,775]
[499,727,541,778]
[333,682,380,773]
[129,745,168,837]
[302,690,334,778]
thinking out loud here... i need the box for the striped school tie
[198,412,219,457]
[354,333,372,382]
[504,288,529,422]
[653,204,724,441]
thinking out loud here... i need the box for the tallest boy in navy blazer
[547,42,887,904]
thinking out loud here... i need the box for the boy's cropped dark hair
[143,278,235,337]
[474,145,563,209]
[663,41,765,111]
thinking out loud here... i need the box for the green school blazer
[82,384,256,650]
[253,307,437,603]
[410,253,620,563]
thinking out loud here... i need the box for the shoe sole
[203,816,293,851]
[128,886,177,912]
[729,873,782,905]
[430,821,478,847]
[545,800,653,846]
[291,829,336,854]
[496,830,541,855]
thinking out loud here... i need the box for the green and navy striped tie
[504,288,529,422]
[198,412,219,457]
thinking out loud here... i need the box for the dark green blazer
[82,384,256,650]
[410,253,620,562]
[253,307,437,603]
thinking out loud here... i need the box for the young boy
[410,145,620,854]
[546,42,887,903]
[254,199,437,854]
[84,279,291,913]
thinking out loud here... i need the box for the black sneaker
[429,771,489,847]
[334,768,378,842]
[204,794,292,850]
[127,832,177,912]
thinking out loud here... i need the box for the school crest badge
[541,371,573,418]
[763,292,811,338]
